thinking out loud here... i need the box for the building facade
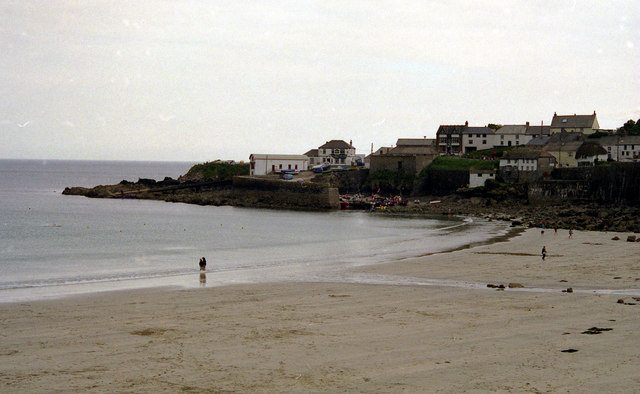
[315,140,357,167]
[369,138,437,174]
[249,154,309,176]
[550,112,600,135]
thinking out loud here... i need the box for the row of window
[271,164,299,171]
[321,149,352,155]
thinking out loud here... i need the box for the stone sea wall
[63,176,340,211]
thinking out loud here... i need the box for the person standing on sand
[199,257,207,271]
[542,246,547,261]
[569,229,573,239]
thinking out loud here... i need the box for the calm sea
[0,159,510,302]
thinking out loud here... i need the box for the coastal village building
[494,123,550,148]
[575,141,608,166]
[436,123,467,155]
[542,132,585,168]
[369,138,437,174]
[249,154,309,176]
[499,148,556,182]
[596,135,640,162]
[469,169,496,188]
[463,127,495,153]
[314,140,357,167]
[303,149,320,166]
[550,112,600,135]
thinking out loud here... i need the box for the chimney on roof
[526,121,530,127]
[465,121,468,126]
[593,110,596,115]
[349,139,352,147]
[554,112,557,116]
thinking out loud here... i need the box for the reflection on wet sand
[199,272,206,287]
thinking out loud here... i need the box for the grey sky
[1,0,639,161]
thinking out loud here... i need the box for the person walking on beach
[199,257,207,271]
[569,228,573,239]
[541,246,547,261]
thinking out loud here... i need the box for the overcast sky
[1,0,639,162]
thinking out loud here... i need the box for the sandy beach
[2,227,640,392]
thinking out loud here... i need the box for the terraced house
[550,112,600,135]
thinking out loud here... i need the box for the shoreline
[2,227,640,391]
[0,215,512,304]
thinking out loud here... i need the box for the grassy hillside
[182,161,249,181]
[425,156,498,171]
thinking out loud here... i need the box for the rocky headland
[62,161,640,233]
[386,194,640,233]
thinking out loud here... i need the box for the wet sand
[2,228,640,392]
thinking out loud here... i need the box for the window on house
[295,164,298,170]
[272,165,276,172]
[469,139,473,144]
[482,140,487,144]
[279,164,283,169]
[483,134,486,138]
[288,164,292,170]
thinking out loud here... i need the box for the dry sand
[2,228,640,392]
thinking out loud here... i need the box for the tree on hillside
[488,123,503,130]
[617,119,640,135]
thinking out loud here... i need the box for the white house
[316,140,357,167]
[469,169,496,188]
[463,127,496,153]
[597,135,640,162]
[249,154,309,176]
[575,142,608,166]
[494,123,550,148]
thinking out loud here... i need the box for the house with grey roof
[596,135,640,162]
[462,127,495,153]
[436,123,468,155]
[315,140,357,167]
[369,138,437,174]
[542,132,586,167]
[303,149,320,166]
[499,147,556,182]
[550,112,600,135]
[495,122,551,148]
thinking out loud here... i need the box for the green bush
[422,157,498,173]
[184,161,249,180]
[464,146,513,159]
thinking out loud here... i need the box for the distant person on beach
[199,257,207,271]
[541,246,547,261]
[554,226,558,235]
[569,229,573,239]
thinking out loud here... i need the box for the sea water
[0,159,511,302]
